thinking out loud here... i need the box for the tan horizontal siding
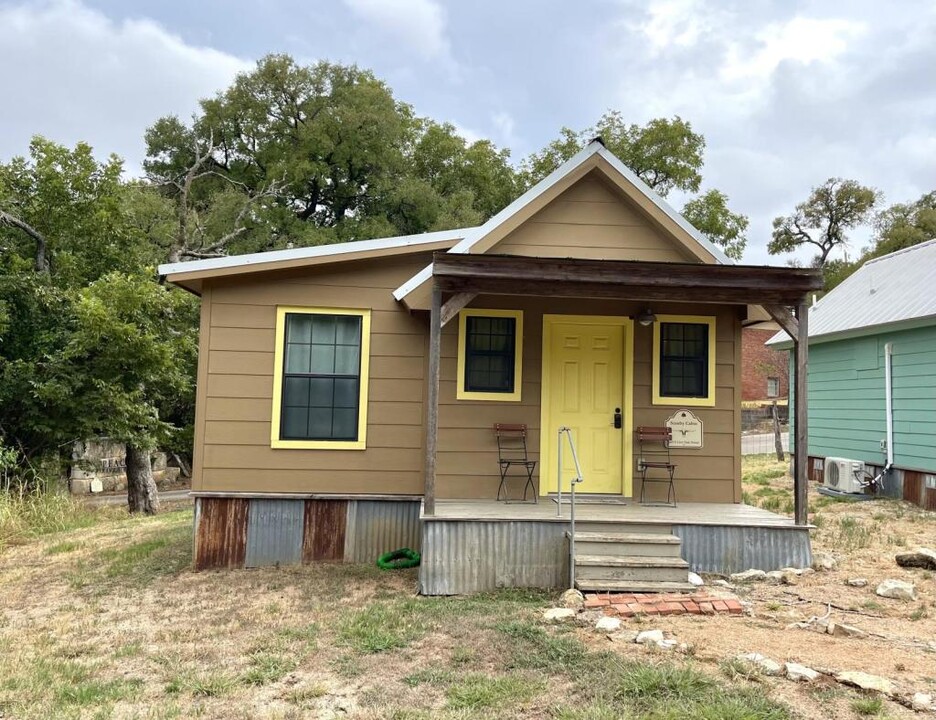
[201,468,423,494]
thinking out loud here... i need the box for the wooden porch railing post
[794,301,809,526]
[424,286,442,516]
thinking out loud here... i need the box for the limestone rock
[767,569,799,585]
[69,477,91,495]
[713,579,735,590]
[812,552,837,571]
[827,621,866,638]
[834,671,894,696]
[876,579,916,601]
[895,547,936,571]
[730,569,767,583]
[560,588,585,610]
[766,570,784,583]
[656,639,678,651]
[607,630,640,644]
[737,652,782,676]
[846,578,868,587]
[781,566,814,576]
[911,692,934,712]
[687,572,704,587]
[785,662,819,682]
[576,610,605,627]
[543,608,576,622]
[595,616,622,633]
[635,629,665,645]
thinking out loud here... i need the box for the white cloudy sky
[1,0,934,263]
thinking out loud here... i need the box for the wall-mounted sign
[666,409,704,449]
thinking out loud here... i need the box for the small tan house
[161,140,821,594]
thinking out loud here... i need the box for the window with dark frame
[464,315,516,393]
[659,322,708,398]
[280,313,362,441]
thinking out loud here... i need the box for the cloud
[0,0,250,173]
[342,0,450,60]
[602,2,936,264]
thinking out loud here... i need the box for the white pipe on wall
[884,342,894,469]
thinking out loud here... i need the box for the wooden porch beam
[793,301,809,527]
[440,292,476,327]
[763,304,799,338]
[423,286,442,516]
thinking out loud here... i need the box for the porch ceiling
[430,252,823,306]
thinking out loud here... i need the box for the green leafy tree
[768,178,880,267]
[681,189,748,261]
[872,191,936,257]
[61,273,197,514]
[520,113,705,197]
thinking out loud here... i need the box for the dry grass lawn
[0,458,933,719]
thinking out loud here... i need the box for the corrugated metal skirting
[419,521,568,595]
[673,525,812,575]
[344,500,422,564]
[193,497,421,570]
[245,499,304,568]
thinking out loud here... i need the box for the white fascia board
[157,227,473,278]
[392,264,434,302]
[595,147,732,265]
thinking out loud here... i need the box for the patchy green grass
[851,695,885,716]
[44,540,82,555]
[0,487,119,551]
[445,673,544,711]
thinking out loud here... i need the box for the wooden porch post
[424,285,442,516]
[793,301,809,526]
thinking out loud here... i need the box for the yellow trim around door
[539,315,634,497]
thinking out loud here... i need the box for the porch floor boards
[422,499,803,529]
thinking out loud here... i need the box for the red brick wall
[741,328,789,402]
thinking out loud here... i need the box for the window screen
[464,316,516,393]
[659,322,708,398]
[280,313,362,441]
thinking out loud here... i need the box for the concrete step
[575,579,697,593]
[574,554,689,583]
[568,531,683,558]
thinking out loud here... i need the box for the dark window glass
[464,316,516,393]
[659,322,708,398]
[280,313,362,440]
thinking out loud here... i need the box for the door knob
[613,408,622,429]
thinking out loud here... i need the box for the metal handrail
[556,426,584,588]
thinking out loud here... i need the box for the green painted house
[768,239,936,510]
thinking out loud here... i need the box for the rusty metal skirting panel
[925,488,936,512]
[303,499,348,562]
[903,471,923,506]
[673,524,812,575]
[344,500,421,564]
[419,521,568,596]
[245,499,304,568]
[194,497,249,570]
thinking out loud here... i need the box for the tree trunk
[126,444,160,515]
[772,401,785,462]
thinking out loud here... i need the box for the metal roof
[767,238,936,347]
[157,227,473,278]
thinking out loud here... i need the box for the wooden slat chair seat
[493,423,537,503]
[636,426,677,507]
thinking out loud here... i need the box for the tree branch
[0,209,49,273]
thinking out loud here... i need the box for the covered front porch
[418,497,812,595]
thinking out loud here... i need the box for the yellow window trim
[456,309,523,402]
[270,306,371,450]
[652,314,716,407]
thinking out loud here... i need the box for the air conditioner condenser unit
[823,457,866,494]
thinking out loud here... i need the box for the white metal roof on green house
[767,238,936,348]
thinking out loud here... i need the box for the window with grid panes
[464,315,517,393]
[280,313,362,441]
[658,322,708,398]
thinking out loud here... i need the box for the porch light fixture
[636,308,656,327]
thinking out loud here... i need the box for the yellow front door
[542,316,632,495]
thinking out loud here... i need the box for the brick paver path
[584,591,743,617]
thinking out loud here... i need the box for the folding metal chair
[636,426,677,507]
[493,423,537,503]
